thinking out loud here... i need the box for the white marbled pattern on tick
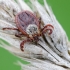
[26,24,39,35]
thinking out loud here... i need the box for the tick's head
[26,24,40,37]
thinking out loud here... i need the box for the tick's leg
[15,32,23,37]
[20,38,32,51]
[38,17,41,23]
[3,28,18,30]
[41,24,54,35]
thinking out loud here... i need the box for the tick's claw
[20,48,24,51]
[48,29,53,35]
[47,25,54,35]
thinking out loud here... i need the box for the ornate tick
[3,11,54,51]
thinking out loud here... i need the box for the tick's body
[3,11,54,51]
[15,11,40,37]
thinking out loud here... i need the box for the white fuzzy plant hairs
[0,0,70,70]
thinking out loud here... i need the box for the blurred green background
[0,0,70,70]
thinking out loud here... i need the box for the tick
[3,11,54,51]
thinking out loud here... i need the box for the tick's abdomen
[17,11,37,25]
[16,11,38,33]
